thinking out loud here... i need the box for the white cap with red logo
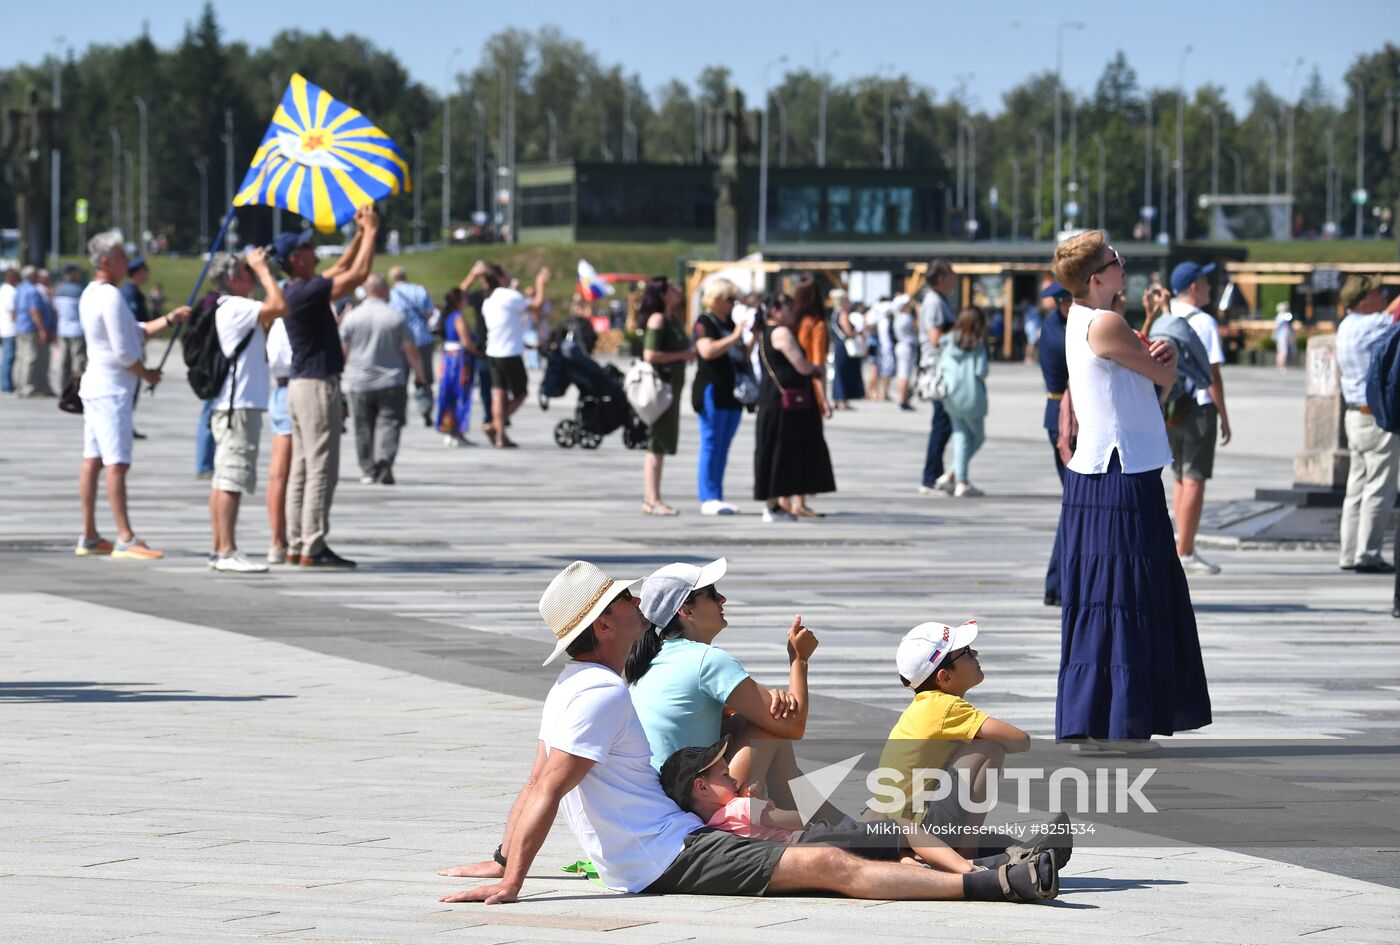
[896,620,979,689]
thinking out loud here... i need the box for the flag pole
[149,204,238,388]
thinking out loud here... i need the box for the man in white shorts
[206,248,287,574]
[75,231,189,559]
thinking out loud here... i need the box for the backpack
[1364,321,1400,433]
[183,292,253,403]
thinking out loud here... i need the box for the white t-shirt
[538,662,702,893]
[482,287,529,358]
[1171,299,1224,406]
[78,282,144,400]
[266,318,292,381]
[0,281,16,338]
[214,296,269,411]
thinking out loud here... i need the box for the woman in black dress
[753,293,836,522]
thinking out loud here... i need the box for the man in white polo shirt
[206,248,287,574]
[437,561,1058,906]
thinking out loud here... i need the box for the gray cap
[639,558,727,628]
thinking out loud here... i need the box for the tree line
[1,5,1396,255]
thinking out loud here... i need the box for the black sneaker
[300,547,357,568]
[379,466,396,485]
[1354,560,1395,574]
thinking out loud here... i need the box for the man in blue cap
[274,205,379,568]
[1038,281,1073,606]
[1167,261,1230,575]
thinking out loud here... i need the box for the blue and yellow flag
[234,74,411,233]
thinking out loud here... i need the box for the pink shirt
[705,797,800,843]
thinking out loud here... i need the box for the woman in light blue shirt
[627,558,819,811]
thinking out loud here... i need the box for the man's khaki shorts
[1167,401,1217,481]
[211,408,263,494]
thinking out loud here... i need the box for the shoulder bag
[759,329,813,411]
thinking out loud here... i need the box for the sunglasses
[606,588,634,610]
[940,646,978,671]
[1089,249,1125,279]
[686,585,722,604]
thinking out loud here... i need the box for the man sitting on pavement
[339,274,427,485]
[437,560,1059,906]
[206,248,287,574]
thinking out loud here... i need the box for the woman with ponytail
[627,558,824,813]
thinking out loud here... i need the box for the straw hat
[538,561,640,666]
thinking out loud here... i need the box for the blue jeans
[1045,430,1067,598]
[696,386,742,502]
[921,400,953,486]
[196,398,216,474]
[950,414,985,481]
[0,336,14,392]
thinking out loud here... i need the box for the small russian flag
[577,259,614,301]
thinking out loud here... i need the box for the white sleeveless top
[1065,303,1173,475]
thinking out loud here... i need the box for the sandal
[641,502,680,517]
[996,850,1058,901]
[793,506,825,519]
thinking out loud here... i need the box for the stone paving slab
[3,592,1399,945]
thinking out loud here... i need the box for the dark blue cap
[273,230,314,267]
[1040,281,1071,300]
[127,256,147,274]
[1169,261,1215,294]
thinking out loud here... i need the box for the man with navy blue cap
[1038,281,1073,605]
[275,205,379,568]
[1167,261,1230,575]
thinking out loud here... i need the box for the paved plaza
[2,359,1398,944]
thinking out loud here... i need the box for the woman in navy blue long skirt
[1051,232,1212,744]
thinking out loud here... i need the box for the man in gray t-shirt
[338,275,427,484]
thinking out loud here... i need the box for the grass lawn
[1200,240,1400,264]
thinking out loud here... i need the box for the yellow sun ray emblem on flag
[234,73,411,233]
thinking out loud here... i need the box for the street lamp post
[442,46,462,241]
[1229,150,1243,194]
[881,65,893,170]
[816,49,839,168]
[134,96,148,252]
[895,105,910,169]
[1159,144,1170,241]
[473,100,485,218]
[222,108,234,209]
[1209,108,1220,197]
[757,54,788,245]
[1096,134,1106,230]
[1351,77,1365,238]
[1262,117,1278,194]
[195,157,209,252]
[1032,130,1043,237]
[1175,44,1193,242]
[110,127,121,231]
[1143,99,1153,233]
[545,108,558,163]
[1010,156,1021,241]
[776,98,788,167]
[1285,57,1303,201]
[50,35,63,268]
[411,130,422,250]
[123,149,135,245]
[965,118,977,239]
[1009,20,1083,234]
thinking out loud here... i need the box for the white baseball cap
[895,620,979,689]
[640,558,728,629]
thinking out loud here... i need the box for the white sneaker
[1179,551,1221,575]
[762,507,797,523]
[359,474,378,484]
[207,552,218,571]
[715,501,738,515]
[700,500,724,516]
[214,550,269,574]
[935,471,956,494]
[954,482,984,498]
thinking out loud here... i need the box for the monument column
[1293,333,1348,489]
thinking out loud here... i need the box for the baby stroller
[539,321,649,450]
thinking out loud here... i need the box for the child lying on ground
[661,738,1019,875]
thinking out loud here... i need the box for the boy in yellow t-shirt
[877,620,1031,857]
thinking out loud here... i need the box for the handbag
[624,359,674,426]
[58,375,84,414]
[732,370,760,406]
[758,330,814,412]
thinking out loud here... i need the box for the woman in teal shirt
[627,558,820,811]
